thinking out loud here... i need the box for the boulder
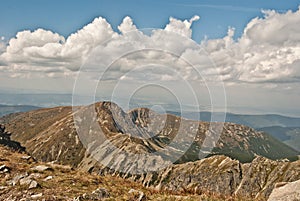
[28,180,39,189]
[268,180,300,201]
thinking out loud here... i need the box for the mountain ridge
[1,101,300,200]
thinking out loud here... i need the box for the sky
[0,0,300,116]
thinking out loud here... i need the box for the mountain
[168,111,300,129]
[1,102,298,166]
[259,126,300,152]
[0,104,40,117]
[1,101,300,200]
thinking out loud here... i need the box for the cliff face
[1,102,300,200]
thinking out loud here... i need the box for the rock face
[0,125,25,151]
[268,180,300,201]
[1,101,300,200]
[118,155,299,199]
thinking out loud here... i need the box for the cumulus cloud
[118,16,138,34]
[202,7,300,83]
[0,8,300,84]
[164,15,200,38]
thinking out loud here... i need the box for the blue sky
[1,1,300,116]
[1,0,299,42]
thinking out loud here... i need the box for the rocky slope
[1,101,300,199]
[83,151,300,200]
[2,144,223,201]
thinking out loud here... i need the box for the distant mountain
[169,111,300,155]
[168,111,300,128]
[259,126,300,152]
[0,104,40,117]
[0,93,72,107]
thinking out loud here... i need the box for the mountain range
[0,101,300,200]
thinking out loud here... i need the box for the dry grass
[0,145,253,200]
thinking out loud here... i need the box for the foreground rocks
[268,179,300,201]
[82,153,300,200]
[0,145,210,201]
[74,187,110,200]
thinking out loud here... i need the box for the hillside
[259,126,300,152]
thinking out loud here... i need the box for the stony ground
[0,145,244,201]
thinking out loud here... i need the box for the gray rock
[31,193,43,199]
[91,188,110,199]
[28,180,39,189]
[128,189,147,201]
[268,179,300,201]
[7,172,28,186]
[75,188,110,200]
[19,177,33,185]
[31,165,52,172]
[21,155,32,160]
[43,175,53,181]
[29,173,42,179]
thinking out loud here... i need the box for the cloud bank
[1,7,300,84]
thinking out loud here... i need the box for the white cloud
[164,15,200,38]
[118,16,138,34]
[0,8,300,84]
[201,7,300,83]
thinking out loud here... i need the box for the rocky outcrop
[268,180,300,201]
[0,124,25,151]
[78,152,300,199]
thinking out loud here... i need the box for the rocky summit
[0,101,300,200]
